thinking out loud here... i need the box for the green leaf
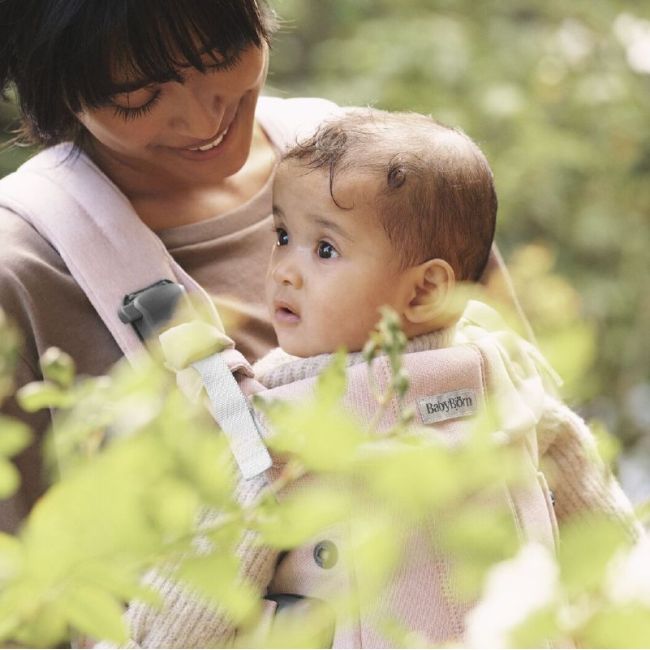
[0,580,51,644]
[356,438,506,515]
[0,532,23,581]
[40,347,76,389]
[0,460,19,500]
[262,356,368,473]
[0,612,20,646]
[349,513,402,605]
[177,552,259,625]
[60,583,129,644]
[438,503,521,599]
[16,380,74,412]
[0,416,32,457]
[558,515,630,596]
[81,561,161,608]
[174,425,236,507]
[266,400,366,472]
[509,606,560,648]
[146,477,200,537]
[579,604,650,648]
[13,600,69,648]
[238,596,337,649]
[22,436,167,581]
[315,349,348,405]
[254,485,351,548]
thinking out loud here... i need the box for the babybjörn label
[417,389,478,424]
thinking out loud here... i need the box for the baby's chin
[278,340,331,358]
[276,333,364,358]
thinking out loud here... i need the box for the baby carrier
[0,103,560,647]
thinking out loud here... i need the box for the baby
[252,107,639,636]
[264,109,496,359]
[257,107,638,533]
[250,108,640,646]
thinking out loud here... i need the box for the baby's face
[266,160,414,357]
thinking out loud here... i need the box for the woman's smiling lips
[168,106,239,161]
[186,125,230,151]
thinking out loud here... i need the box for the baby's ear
[403,258,456,325]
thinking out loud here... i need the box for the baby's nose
[272,258,303,289]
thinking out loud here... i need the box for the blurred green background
[1,0,649,498]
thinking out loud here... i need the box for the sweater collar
[256,326,456,389]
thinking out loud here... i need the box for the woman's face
[77,44,268,192]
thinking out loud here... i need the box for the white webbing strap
[192,353,272,479]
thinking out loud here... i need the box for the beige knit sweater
[100,331,640,648]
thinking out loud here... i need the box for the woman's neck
[85,122,277,231]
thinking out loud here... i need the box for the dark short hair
[283,109,497,282]
[0,0,277,147]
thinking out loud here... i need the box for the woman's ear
[403,258,456,326]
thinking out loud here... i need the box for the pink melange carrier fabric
[0,96,639,648]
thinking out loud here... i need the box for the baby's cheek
[317,299,348,330]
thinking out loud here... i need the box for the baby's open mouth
[275,305,300,324]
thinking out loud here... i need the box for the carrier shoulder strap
[0,143,227,364]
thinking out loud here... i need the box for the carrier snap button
[313,540,338,569]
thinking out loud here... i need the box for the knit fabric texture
[254,328,456,389]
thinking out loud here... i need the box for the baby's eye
[275,228,289,246]
[317,241,339,259]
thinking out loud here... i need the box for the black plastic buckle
[118,279,187,342]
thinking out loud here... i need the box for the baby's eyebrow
[271,205,285,219]
[313,217,354,241]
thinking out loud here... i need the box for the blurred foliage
[0,311,30,500]
[0,306,649,647]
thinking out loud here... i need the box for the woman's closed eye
[108,52,241,122]
[110,89,162,121]
[317,241,339,259]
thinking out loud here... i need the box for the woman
[0,0,340,534]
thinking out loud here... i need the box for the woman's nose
[171,76,225,139]
[272,255,303,289]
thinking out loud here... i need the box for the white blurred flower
[606,536,650,606]
[464,543,559,648]
[614,13,650,75]
[482,84,525,118]
[556,19,595,66]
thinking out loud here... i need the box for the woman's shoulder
[0,206,64,284]
[255,95,343,153]
[0,207,67,337]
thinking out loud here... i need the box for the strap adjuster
[119,279,187,342]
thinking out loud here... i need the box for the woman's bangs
[66,0,271,109]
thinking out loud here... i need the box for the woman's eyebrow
[108,75,177,94]
[108,50,238,95]
[109,66,194,94]
[108,79,155,94]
